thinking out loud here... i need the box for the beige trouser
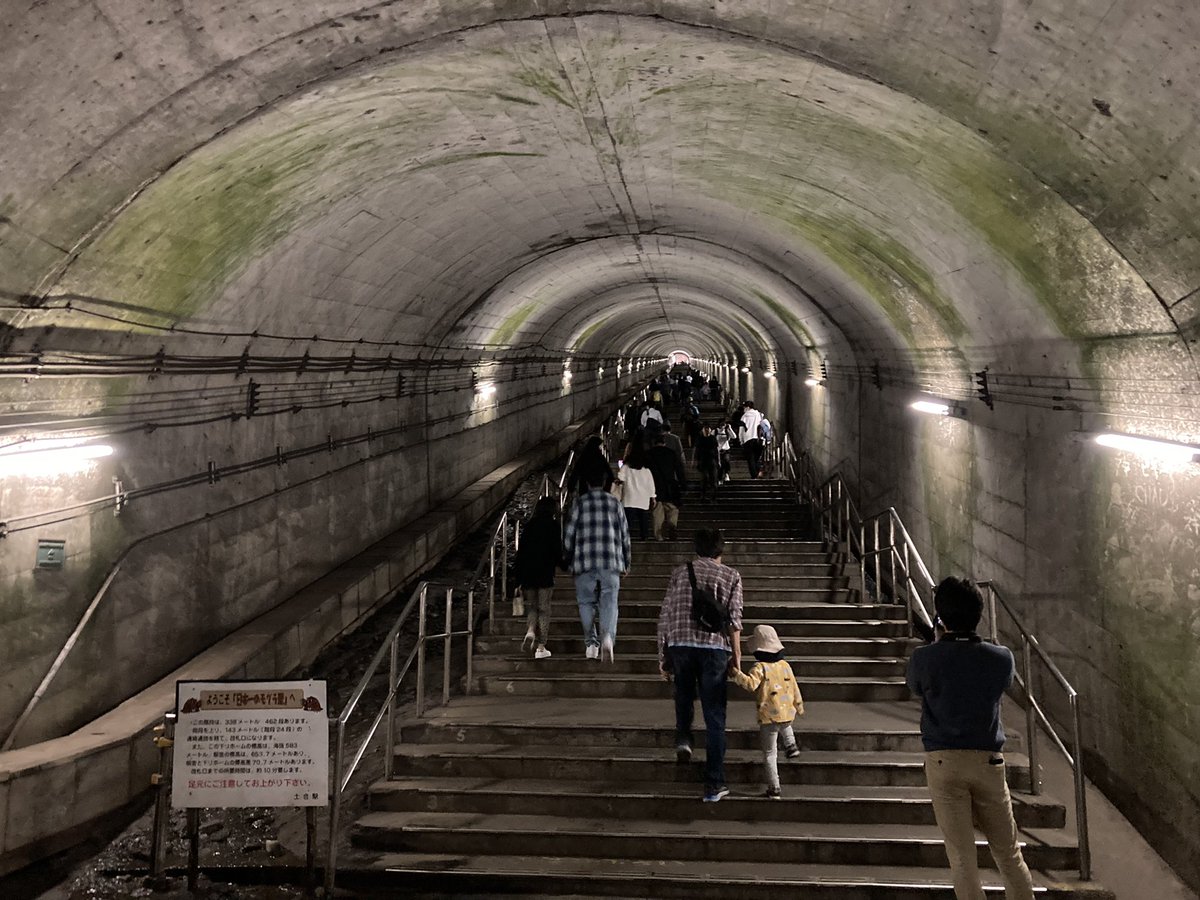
[924,750,1035,900]
[651,501,679,539]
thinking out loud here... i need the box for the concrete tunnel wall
[0,0,1198,888]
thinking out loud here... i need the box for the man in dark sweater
[906,577,1035,900]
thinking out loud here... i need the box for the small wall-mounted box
[36,539,66,570]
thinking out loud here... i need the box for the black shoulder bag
[687,562,732,634]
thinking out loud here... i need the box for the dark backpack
[687,562,732,634]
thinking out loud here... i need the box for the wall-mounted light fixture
[740,366,751,374]
[804,377,825,388]
[910,395,967,418]
[0,438,114,478]
[475,382,497,397]
[763,370,776,379]
[1094,432,1199,464]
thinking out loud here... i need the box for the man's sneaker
[600,634,615,663]
[763,786,782,799]
[675,744,692,764]
[702,785,730,803]
[534,646,552,659]
[585,644,600,660]
[785,745,801,759]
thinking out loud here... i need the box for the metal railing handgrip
[336,587,420,727]
[978,582,1078,696]
[883,508,936,589]
[339,643,419,793]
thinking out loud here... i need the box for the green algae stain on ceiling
[490,301,539,346]
[753,290,816,349]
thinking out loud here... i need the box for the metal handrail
[325,580,475,893]
[1,561,124,750]
[980,580,1091,880]
[778,432,1091,880]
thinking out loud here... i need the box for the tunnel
[1,1,1198,894]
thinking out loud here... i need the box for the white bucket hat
[748,624,784,654]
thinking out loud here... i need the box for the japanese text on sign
[173,680,328,808]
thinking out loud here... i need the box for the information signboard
[172,680,328,808]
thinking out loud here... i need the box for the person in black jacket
[573,435,615,496]
[647,434,685,540]
[515,497,563,659]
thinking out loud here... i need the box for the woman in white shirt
[616,445,657,540]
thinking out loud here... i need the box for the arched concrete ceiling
[1,3,1195,389]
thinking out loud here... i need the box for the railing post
[1023,637,1040,795]
[888,516,897,609]
[1070,694,1091,880]
[501,513,509,610]
[466,589,475,695]
[384,632,399,780]
[872,518,881,602]
[416,585,428,717]
[988,585,999,644]
[488,541,496,635]
[325,719,347,895]
[857,520,865,603]
[443,587,453,707]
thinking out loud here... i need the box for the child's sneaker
[785,745,801,759]
[763,786,782,799]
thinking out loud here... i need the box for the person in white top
[615,446,657,540]
[738,402,765,479]
[640,405,664,429]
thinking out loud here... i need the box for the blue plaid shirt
[562,488,632,575]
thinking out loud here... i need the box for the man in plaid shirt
[562,468,632,662]
[657,528,743,801]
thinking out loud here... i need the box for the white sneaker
[585,644,600,660]
[601,635,615,663]
[535,646,552,659]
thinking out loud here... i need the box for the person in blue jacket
[906,577,1035,900]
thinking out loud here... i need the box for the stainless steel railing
[778,432,1092,880]
[979,580,1091,880]
[324,580,475,893]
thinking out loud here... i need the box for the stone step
[335,854,1109,898]
[395,716,926,753]
[476,634,914,657]
[365,778,1067,828]
[475,673,912,702]
[492,617,909,638]
[579,598,887,616]
[473,654,908,678]
[389,745,1031,789]
[350,812,1080,870]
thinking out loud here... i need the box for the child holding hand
[729,624,804,798]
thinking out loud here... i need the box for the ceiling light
[1095,432,1199,464]
[0,438,114,478]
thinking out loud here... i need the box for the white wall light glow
[0,438,114,478]
[1094,432,1200,464]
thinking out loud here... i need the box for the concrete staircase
[344,430,1109,897]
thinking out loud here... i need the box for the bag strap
[686,562,697,589]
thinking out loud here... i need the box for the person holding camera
[906,577,1035,900]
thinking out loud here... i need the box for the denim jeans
[574,569,621,649]
[668,645,730,789]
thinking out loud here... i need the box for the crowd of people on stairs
[510,370,1036,898]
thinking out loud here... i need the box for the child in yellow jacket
[729,624,804,798]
